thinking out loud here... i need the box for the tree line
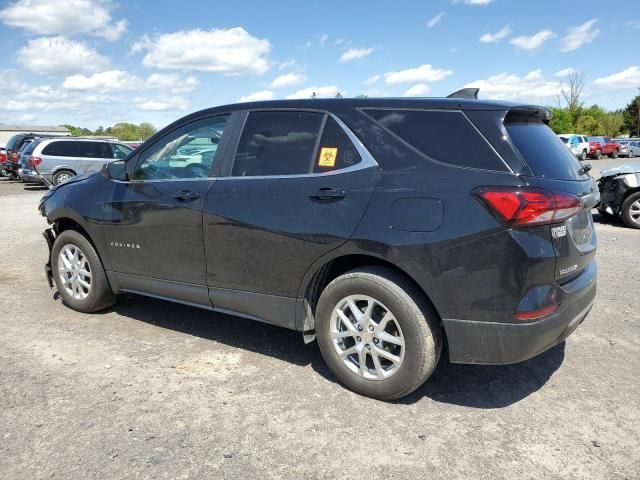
[548,72,639,137]
[61,122,157,141]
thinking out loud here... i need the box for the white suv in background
[558,134,590,161]
[23,138,133,185]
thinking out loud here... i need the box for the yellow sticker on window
[318,147,338,167]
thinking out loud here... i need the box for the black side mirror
[105,160,128,180]
[580,163,592,175]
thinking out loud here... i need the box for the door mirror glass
[105,159,127,180]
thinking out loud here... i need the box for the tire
[315,266,441,400]
[594,149,601,160]
[580,150,587,161]
[51,230,116,312]
[52,169,75,185]
[629,150,634,158]
[621,192,640,229]
[611,150,618,159]
[597,208,613,219]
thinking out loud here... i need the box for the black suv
[39,95,598,399]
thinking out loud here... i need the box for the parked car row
[557,133,639,160]
[0,133,135,185]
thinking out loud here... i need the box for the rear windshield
[6,135,21,150]
[506,119,587,181]
[364,109,508,171]
[22,141,39,155]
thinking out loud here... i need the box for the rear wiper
[579,163,592,176]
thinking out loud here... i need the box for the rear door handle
[309,188,347,201]
[173,190,201,201]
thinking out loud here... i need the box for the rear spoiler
[505,106,552,124]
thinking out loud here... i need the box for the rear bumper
[443,261,597,365]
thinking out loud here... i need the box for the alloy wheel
[58,244,92,300]
[330,295,405,380]
[629,200,640,226]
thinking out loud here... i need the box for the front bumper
[443,261,597,365]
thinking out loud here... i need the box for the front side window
[134,114,230,180]
[112,144,133,159]
[232,111,324,176]
[42,141,79,157]
[78,141,112,159]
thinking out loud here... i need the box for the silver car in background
[22,138,133,185]
[616,139,640,158]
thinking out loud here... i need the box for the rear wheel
[580,150,587,161]
[621,192,640,229]
[52,169,75,185]
[51,230,116,312]
[315,266,441,400]
[611,150,619,159]
[628,150,634,158]
[594,149,601,160]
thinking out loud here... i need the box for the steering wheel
[184,163,209,178]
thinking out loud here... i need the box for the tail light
[0,153,6,163]
[474,186,582,227]
[28,156,43,168]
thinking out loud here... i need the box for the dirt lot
[1,159,639,479]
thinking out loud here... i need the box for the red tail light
[514,304,559,320]
[474,186,582,227]
[0,153,6,163]
[28,156,43,168]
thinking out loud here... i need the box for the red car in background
[0,147,8,176]
[588,137,620,159]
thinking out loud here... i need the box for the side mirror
[105,160,128,181]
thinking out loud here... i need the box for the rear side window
[78,141,112,158]
[313,117,361,173]
[42,141,79,157]
[364,109,507,171]
[232,111,323,176]
[505,119,586,181]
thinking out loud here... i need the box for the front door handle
[173,190,201,201]
[309,187,347,202]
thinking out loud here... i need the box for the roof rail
[446,88,479,99]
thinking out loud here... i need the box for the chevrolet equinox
[39,92,598,400]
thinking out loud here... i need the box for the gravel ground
[1,160,639,479]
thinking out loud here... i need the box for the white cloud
[62,71,198,94]
[561,19,599,52]
[554,67,577,77]
[238,90,275,102]
[285,85,340,99]
[509,29,556,51]
[464,70,562,101]
[364,74,381,85]
[480,25,511,43]
[385,64,453,84]
[132,27,271,75]
[403,84,430,97]
[427,12,445,28]
[592,66,640,89]
[269,73,306,88]
[463,0,493,5]
[340,47,375,63]
[17,36,109,75]
[0,0,127,40]
[319,34,329,46]
[135,96,188,111]
[17,113,36,122]
[279,59,296,71]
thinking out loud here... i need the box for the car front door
[202,110,380,326]
[102,113,236,306]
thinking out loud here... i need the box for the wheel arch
[296,251,443,341]
[50,215,112,274]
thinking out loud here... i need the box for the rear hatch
[503,109,598,282]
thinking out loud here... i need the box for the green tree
[94,126,105,136]
[548,107,572,133]
[622,94,640,137]
[335,92,343,98]
[138,122,157,140]
[110,123,140,141]
[575,114,599,135]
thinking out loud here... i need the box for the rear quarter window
[42,141,79,157]
[363,109,508,171]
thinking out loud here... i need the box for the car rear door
[101,113,236,306]
[203,109,380,320]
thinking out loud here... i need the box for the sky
[0,0,639,130]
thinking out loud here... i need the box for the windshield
[559,137,568,143]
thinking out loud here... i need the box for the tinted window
[559,136,568,143]
[78,141,112,158]
[364,109,507,171]
[313,117,361,173]
[135,114,229,180]
[42,141,79,157]
[112,144,133,159]
[21,141,39,155]
[506,119,586,181]
[6,135,21,150]
[232,111,323,176]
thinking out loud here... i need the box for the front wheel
[51,230,116,312]
[315,266,441,400]
[594,149,602,159]
[621,192,640,229]
[611,150,619,159]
